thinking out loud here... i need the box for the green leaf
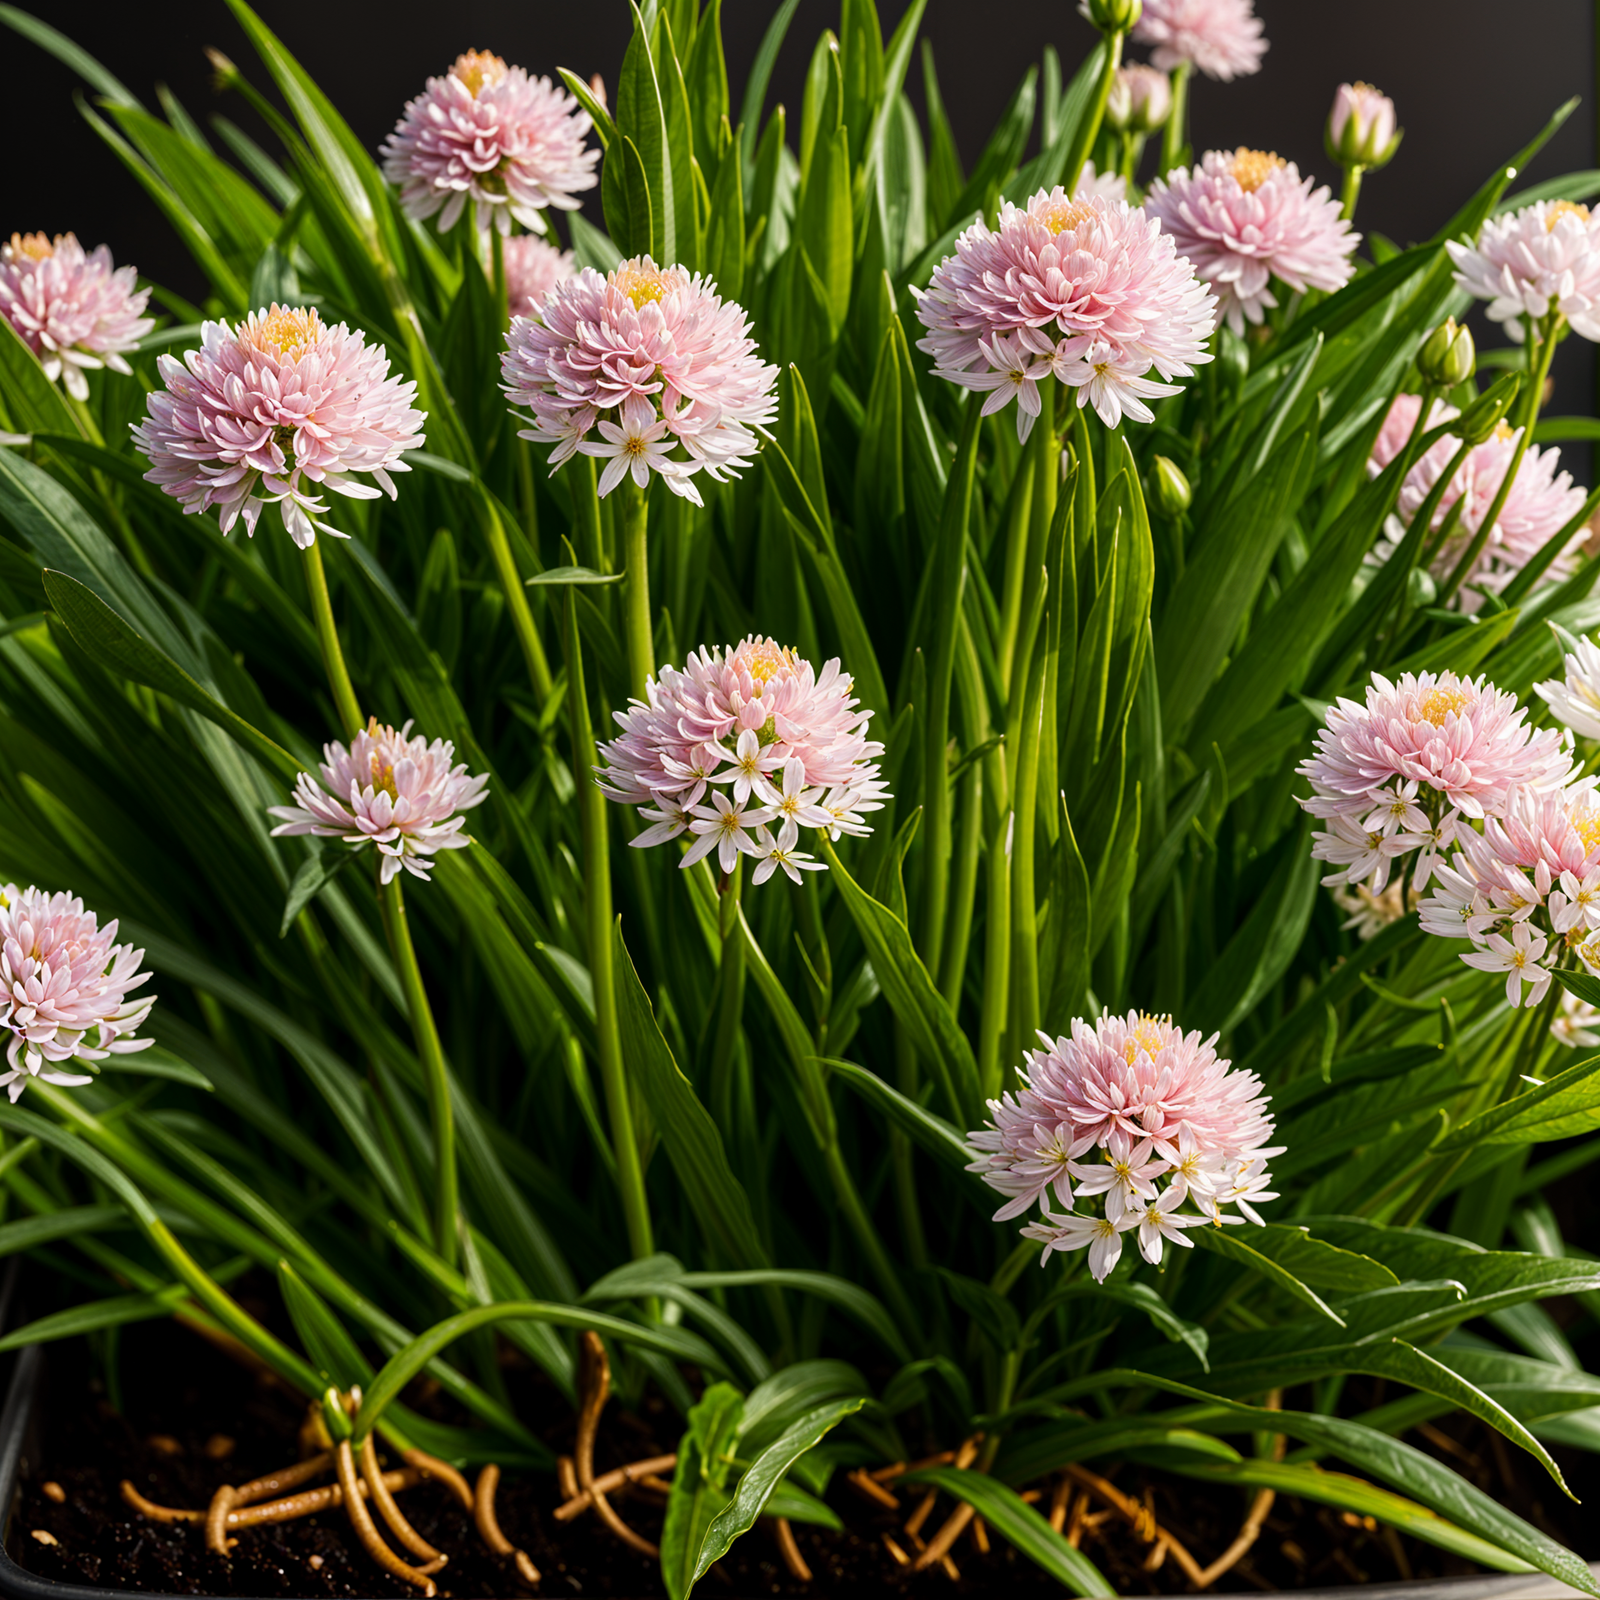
[825,1056,973,1175]
[278,1260,370,1389]
[1189,1223,1347,1324]
[0,1288,187,1350]
[1435,1036,1600,1151]
[0,5,141,107]
[524,565,624,586]
[662,1382,747,1600]
[279,849,353,937]
[0,1204,127,1258]
[898,1468,1113,1596]
[737,0,800,171]
[0,316,88,440]
[690,1400,864,1590]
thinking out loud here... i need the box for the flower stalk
[304,541,364,740]
[620,477,654,698]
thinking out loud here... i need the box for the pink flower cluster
[269,719,489,885]
[503,233,575,318]
[0,232,152,401]
[501,257,778,506]
[0,884,154,1102]
[1368,394,1588,609]
[1131,0,1266,81]
[1144,150,1358,335]
[594,637,888,885]
[967,1013,1279,1283]
[1419,784,1600,1007]
[1298,671,1572,897]
[915,187,1216,433]
[132,306,425,549]
[1449,200,1600,342]
[381,50,598,235]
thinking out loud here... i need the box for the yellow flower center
[9,232,56,262]
[736,638,798,687]
[1574,810,1600,856]
[1414,685,1472,726]
[613,261,677,309]
[1547,201,1591,231]
[245,306,323,362]
[1034,196,1096,236]
[1494,421,1517,442]
[1231,148,1286,193]
[1122,1013,1170,1064]
[451,50,508,98]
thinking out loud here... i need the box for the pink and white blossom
[1449,200,1600,342]
[0,885,154,1102]
[595,638,887,877]
[1537,635,1600,742]
[967,1012,1278,1282]
[1131,0,1266,80]
[501,257,777,505]
[915,186,1215,434]
[1552,990,1600,1048]
[0,232,153,401]
[381,51,598,235]
[1144,150,1358,335]
[1106,65,1172,134]
[132,306,425,548]
[502,233,575,318]
[1327,83,1399,170]
[268,718,488,885]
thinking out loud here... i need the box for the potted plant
[0,0,1598,1594]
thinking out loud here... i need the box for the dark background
[7,0,1598,429]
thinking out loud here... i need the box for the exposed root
[401,1448,474,1511]
[557,1456,580,1502]
[474,1463,542,1585]
[882,1534,910,1568]
[773,1517,811,1582]
[1048,1477,1071,1534]
[121,1483,203,1524]
[1060,1464,1205,1586]
[912,1502,974,1571]
[122,1470,423,1532]
[903,1488,937,1539]
[847,1469,900,1511]
[969,1516,989,1556]
[204,1486,237,1556]
[553,1453,678,1520]
[335,1438,436,1595]
[233,1452,333,1506]
[361,1436,444,1565]
[1192,1393,1285,1590]
[575,1331,657,1558]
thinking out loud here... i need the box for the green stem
[1008,634,1048,1067]
[1339,164,1365,222]
[994,446,1038,699]
[977,765,1012,1101]
[620,478,654,697]
[565,588,654,1263]
[709,863,748,1124]
[304,540,363,738]
[1064,30,1125,196]
[1159,61,1190,177]
[379,875,459,1267]
[940,622,988,1009]
[478,489,554,704]
[574,455,608,574]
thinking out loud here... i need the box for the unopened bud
[1325,81,1401,171]
[205,47,241,92]
[1455,371,1522,447]
[1153,455,1191,516]
[1417,318,1475,388]
[1106,64,1171,134]
[1078,0,1143,34]
[589,73,609,113]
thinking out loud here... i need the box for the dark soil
[8,1318,1596,1598]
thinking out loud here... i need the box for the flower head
[381,51,598,234]
[0,885,154,1102]
[1107,65,1172,134]
[595,637,887,874]
[1552,989,1600,1049]
[1144,151,1358,335]
[1368,394,1588,610]
[268,718,488,884]
[1449,200,1600,342]
[501,257,777,505]
[0,232,153,400]
[1330,877,1408,940]
[132,306,424,548]
[1327,83,1400,170]
[968,1012,1278,1282]
[915,187,1215,434]
[1131,0,1266,80]
[1537,635,1600,741]
[502,233,575,318]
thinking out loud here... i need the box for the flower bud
[1107,65,1171,134]
[1416,318,1475,388]
[1153,455,1192,516]
[1455,370,1522,447]
[1078,0,1143,34]
[1325,82,1401,171]
[205,48,242,93]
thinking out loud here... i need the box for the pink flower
[1144,150,1358,335]
[1368,395,1588,610]
[967,1012,1278,1283]
[268,718,489,885]
[0,232,153,401]
[1076,161,1128,204]
[132,306,425,549]
[1298,672,1572,843]
[502,233,575,318]
[915,187,1215,434]
[381,50,598,235]
[1107,65,1172,134]
[501,257,778,506]
[0,885,155,1101]
[1537,636,1600,741]
[1327,83,1399,169]
[595,637,888,876]
[1132,0,1266,80]
[1449,201,1600,341]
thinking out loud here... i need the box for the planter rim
[0,1321,1595,1600]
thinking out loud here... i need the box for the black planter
[0,1311,1594,1600]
